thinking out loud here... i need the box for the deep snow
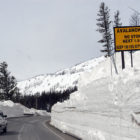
[0,100,49,118]
[51,51,140,140]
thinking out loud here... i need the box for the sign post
[121,51,125,69]
[130,51,133,67]
[114,26,140,69]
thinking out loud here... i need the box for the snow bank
[0,100,49,118]
[0,100,15,107]
[29,108,50,116]
[51,51,140,140]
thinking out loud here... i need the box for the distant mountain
[17,56,105,95]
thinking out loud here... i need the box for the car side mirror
[3,115,7,118]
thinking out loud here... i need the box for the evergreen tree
[96,2,112,57]
[130,12,140,26]
[129,11,139,67]
[96,2,118,74]
[114,10,122,27]
[0,62,20,101]
[19,87,77,112]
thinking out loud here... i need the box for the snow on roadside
[51,52,140,140]
[0,100,49,118]
[29,108,50,116]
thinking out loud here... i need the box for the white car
[0,111,7,133]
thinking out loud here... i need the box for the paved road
[0,116,78,140]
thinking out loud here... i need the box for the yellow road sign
[114,26,140,51]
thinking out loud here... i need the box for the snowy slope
[51,51,140,140]
[17,56,105,95]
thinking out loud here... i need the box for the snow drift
[51,51,140,140]
[0,100,49,118]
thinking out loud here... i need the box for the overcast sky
[0,0,139,80]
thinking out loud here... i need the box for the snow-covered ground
[51,51,140,140]
[17,56,105,95]
[0,100,49,118]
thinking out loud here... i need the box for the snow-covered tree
[96,2,112,57]
[0,62,20,101]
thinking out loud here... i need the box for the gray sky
[0,0,139,80]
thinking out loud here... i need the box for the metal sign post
[121,51,125,69]
[130,51,133,67]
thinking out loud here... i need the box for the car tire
[3,127,7,133]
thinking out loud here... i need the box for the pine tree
[130,12,140,26]
[114,10,125,70]
[0,62,20,101]
[97,2,118,74]
[114,10,122,27]
[129,11,139,67]
[96,2,112,57]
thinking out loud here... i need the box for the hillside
[17,56,105,95]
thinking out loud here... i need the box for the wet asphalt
[0,116,79,140]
